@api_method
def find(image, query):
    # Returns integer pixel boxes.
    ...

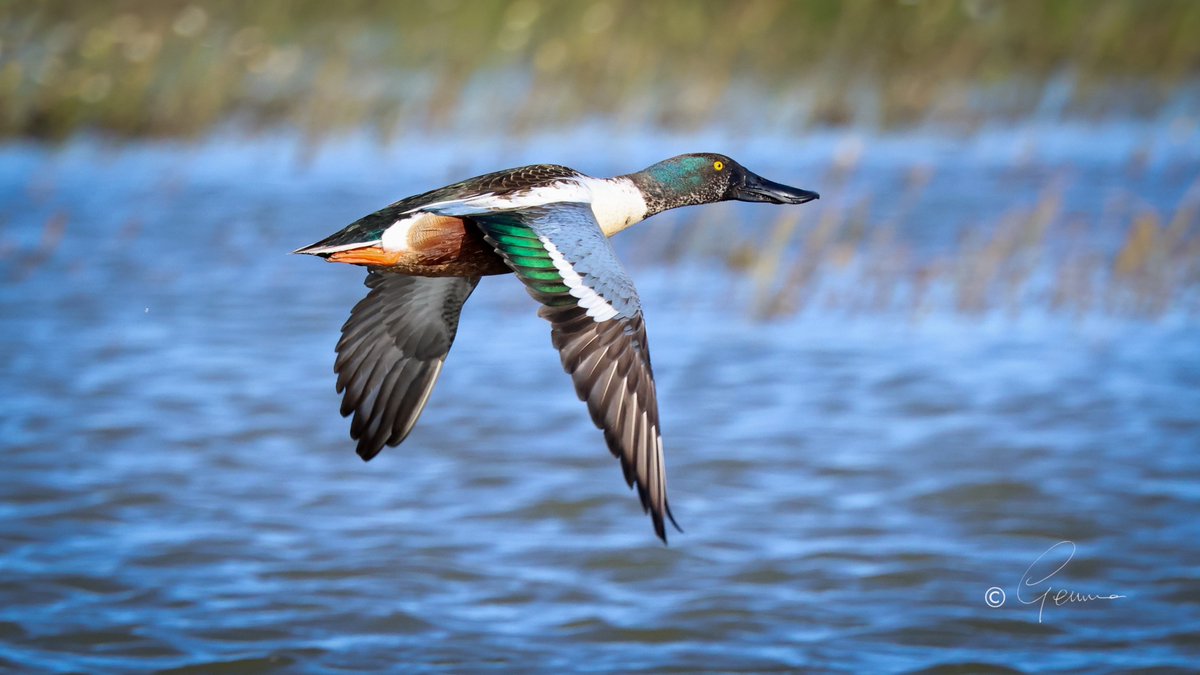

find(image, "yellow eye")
[713,161,724,171]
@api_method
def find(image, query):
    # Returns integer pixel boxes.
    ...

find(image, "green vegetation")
[4,2,1196,320]
[2,0,1199,139]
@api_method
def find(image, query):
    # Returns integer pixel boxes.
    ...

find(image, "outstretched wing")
[465,202,679,542]
[335,273,479,460]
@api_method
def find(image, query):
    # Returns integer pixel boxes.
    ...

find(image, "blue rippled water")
[1,128,1199,672]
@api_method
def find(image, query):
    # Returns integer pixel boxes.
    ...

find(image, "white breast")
[580,177,648,236]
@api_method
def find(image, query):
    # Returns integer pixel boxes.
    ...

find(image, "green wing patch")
[479,216,573,299]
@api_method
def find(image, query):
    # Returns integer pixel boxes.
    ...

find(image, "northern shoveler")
[295,153,818,542]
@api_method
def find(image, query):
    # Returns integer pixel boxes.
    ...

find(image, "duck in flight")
[295,153,818,542]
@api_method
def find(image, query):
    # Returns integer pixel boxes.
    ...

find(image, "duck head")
[627,153,819,217]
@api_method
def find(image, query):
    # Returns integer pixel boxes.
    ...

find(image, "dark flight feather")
[334,273,479,460]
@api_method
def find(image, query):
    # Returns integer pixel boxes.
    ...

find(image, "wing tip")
[355,436,386,462]
[651,500,682,545]
[666,502,683,533]
[351,410,421,462]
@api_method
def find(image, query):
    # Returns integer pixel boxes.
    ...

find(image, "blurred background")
[2,1,1198,671]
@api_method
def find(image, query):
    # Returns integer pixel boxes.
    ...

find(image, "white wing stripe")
[540,236,619,323]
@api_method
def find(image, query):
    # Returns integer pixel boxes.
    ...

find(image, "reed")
[712,176,1200,321]
[2,0,1198,140]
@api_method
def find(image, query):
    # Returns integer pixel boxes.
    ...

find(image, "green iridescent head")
[629,153,819,216]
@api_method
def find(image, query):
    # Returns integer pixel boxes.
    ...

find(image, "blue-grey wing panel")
[468,203,678,541]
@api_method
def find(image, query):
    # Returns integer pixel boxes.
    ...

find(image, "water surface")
[1,128,1198,672]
